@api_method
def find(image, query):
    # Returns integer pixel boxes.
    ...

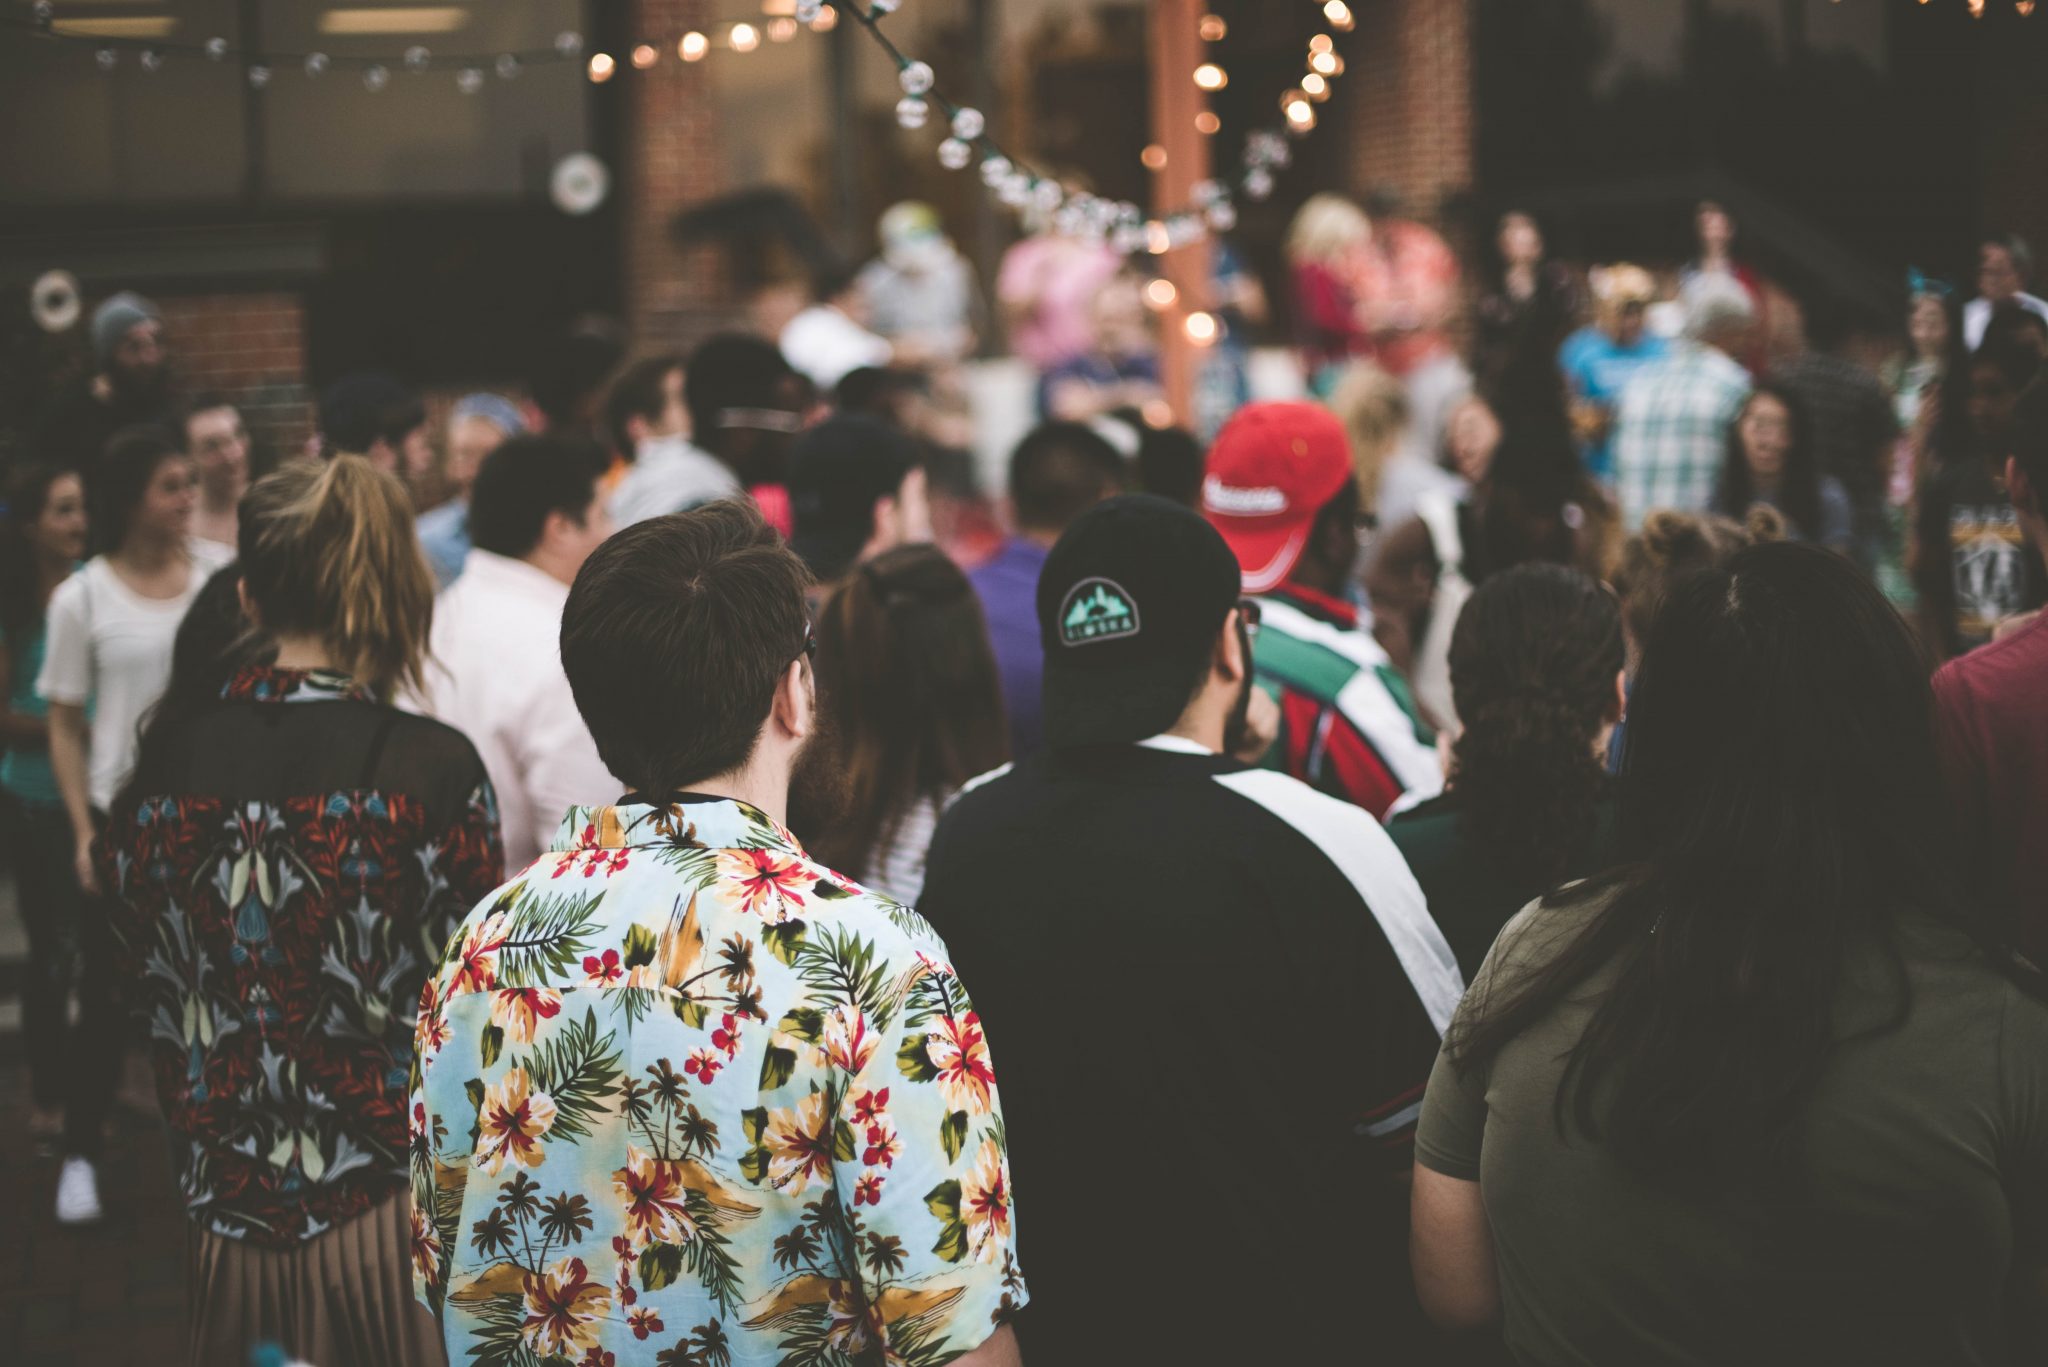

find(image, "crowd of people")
[2,188,2047,1367]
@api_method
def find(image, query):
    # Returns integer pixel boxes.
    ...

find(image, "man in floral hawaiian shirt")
[412,500,1025,1367]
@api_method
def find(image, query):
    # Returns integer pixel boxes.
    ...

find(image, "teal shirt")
[1390,789,1620,980]
[1,624,58,806]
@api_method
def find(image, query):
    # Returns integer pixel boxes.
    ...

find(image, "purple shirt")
[968,536,1050,757]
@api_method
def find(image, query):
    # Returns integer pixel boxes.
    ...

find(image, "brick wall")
[1346,0,1474,222]
[152,291,314,467]
[623,0,730,353]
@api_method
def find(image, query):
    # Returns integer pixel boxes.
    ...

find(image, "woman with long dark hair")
[1389,564,1624,979]
[35,424,232,1223]
[1412,542,2048,1363]
[101,455,503,1365]
[803,542,1008,901]
[0,464,89,1150]
[1712,382,1852,552]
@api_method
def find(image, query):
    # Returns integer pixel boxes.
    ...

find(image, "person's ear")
[236,578,261,630]
[1216,610,1248,686]
[770,657,813,744]
[871,493,900,549]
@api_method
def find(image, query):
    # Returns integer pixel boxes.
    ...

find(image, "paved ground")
[0,864,189,1364]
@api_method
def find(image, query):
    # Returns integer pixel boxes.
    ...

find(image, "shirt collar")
[221,665,373,705]
[1135,734,1219,757]
[1265,580,1360,629]
[458,548,571,602]
[550,794,807,854]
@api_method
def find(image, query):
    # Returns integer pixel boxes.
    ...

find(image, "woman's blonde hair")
[1325,360,1409,513]
[1286,193,1371,267]
[237,454,434,700]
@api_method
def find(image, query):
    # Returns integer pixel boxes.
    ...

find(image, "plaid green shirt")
[1613,343,1752,531]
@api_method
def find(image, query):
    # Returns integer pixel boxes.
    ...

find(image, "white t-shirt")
[36,543,235,812]
[422,550,620,872]
[779,305,893,391]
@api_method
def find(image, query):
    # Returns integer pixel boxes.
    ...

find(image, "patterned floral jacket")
[104,666,504,1245]
[411,797,1024,1367]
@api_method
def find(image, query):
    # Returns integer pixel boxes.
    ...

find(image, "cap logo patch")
[1059,578,1140,646]
[1203,475,1288,516]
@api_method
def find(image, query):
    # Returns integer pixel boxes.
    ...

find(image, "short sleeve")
[823,920,1026,1357]
[36,571,91,706]
[1414,1039,1486,1181]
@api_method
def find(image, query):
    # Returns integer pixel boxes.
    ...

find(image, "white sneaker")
[55,1156,104,1225]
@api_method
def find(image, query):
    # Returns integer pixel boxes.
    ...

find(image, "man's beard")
[1220,641,1256,758]
[108,360,168,409]
[785,703,852,844]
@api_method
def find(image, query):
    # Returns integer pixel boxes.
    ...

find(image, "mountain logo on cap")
[1059,578,1140,646]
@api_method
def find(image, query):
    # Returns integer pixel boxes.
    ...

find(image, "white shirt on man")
[780,304,892,391]
[1963,291,2048,351]
[424,549,619,870]
[607,434,742,530]
[36,542,235,812]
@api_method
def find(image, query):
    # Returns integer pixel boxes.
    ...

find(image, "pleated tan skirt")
[188,1191,447,1367]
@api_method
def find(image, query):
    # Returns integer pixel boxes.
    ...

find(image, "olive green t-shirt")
[1416,891,2048,1367]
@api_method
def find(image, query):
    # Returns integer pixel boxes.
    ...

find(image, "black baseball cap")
[787,414,921,581]
[1039,493,1243,749]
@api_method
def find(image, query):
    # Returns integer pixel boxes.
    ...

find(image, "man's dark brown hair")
[561,499,811,795]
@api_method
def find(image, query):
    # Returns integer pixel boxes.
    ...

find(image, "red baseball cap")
[1201,401,1355,593]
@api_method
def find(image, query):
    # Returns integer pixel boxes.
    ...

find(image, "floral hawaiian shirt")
[411,797,1025,1367]
[104,666,504,1245]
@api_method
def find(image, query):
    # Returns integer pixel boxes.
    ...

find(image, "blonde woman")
[1287,192,1374,392]
[102,455,503,1366]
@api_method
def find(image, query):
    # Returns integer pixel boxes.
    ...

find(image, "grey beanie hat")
[91,291,162,365]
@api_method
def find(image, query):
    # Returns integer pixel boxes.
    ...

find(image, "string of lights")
[0,0,838,92]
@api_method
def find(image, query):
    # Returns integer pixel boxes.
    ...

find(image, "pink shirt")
[997,235,1123,370]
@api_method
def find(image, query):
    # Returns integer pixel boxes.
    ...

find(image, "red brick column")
[153,291,313,464]
[1345,0,1474,220]
[624,0,729,352]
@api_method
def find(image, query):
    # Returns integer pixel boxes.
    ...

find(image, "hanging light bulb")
[1198,13,1227,41]
[938,138,973,171]
[1196,110,1220,135]
[951,107,985,140]
[1310,49,1340,76]
[1302,73,1330,101]
[587,52,616,82]
[247,63,272,88]
[363,63,390,91]
[139,48,164,73]
[1144,279,1179,310]
[768,18,798,41]
[456,67,484,94]
[1205,200,1238,232]
[95,47,118,72]
[1194,63,1227,90]
[305,51,329,76]
[899,60,934,95]
[1284,97,1316,131]
[679,32,709,61]
[404,45,431,72]
[1324,0,1355,30]
[205,36,229,60]
[896,96,929,129]
[811,6,838,31]
[496,54,521,79]
[872,0,901,12]
[1184,311,1220,346]
[980,155,1013,187]
[796,0,824,19]
[555,31,584,58]
[729,23,761,52]
[630,44,658,68]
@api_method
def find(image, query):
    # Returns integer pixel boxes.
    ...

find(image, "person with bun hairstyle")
[1389,564,1626,979]
[1605,507,1779,772]
[100,455,503,1366]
